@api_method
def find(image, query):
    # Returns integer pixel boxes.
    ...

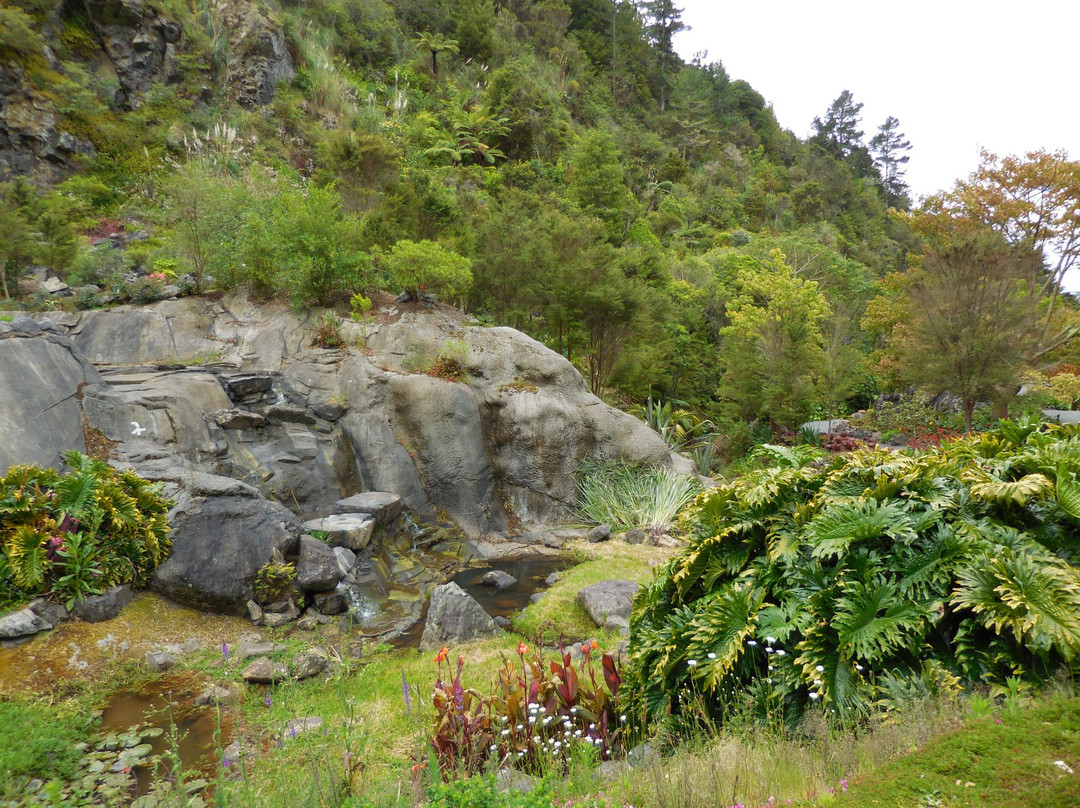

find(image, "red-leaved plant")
[430,641,623,779]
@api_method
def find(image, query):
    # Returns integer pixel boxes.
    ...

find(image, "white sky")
[674,1,1080,203]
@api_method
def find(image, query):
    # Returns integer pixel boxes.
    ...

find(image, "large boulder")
[419,582,500,650]
[152,495,303,613]
[0,608,52,640]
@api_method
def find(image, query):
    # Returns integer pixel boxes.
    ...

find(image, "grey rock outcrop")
[419,582,500,650]
[82,0,182,106]
[0,319,102,471]
[577,580,639,628]
[1,292,683,615]
[152,495,302,613]
[221,0,294,106]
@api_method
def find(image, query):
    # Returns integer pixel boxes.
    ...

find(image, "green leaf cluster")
[622,421,1080,729]
[0,452,172,610]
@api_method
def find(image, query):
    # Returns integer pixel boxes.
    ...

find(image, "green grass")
[0,697,95,795]
[833,691,1080,808]
[512,540,671,644]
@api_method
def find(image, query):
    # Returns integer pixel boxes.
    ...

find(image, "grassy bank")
[3,540,1078,807]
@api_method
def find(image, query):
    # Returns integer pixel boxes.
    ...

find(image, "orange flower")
[435,646,449,664]
[517,642,529,656]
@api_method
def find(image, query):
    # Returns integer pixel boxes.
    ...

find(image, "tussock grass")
[604,695,969,807]
[576,461,701,532]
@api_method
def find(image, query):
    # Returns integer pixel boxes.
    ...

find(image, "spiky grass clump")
[576,461,701,533]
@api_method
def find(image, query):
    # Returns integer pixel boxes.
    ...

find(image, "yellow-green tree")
[717,249,828,428]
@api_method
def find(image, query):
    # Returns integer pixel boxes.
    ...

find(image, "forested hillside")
[3,0,1078,435]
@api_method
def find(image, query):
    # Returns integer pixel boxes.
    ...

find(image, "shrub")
[312,312,345,348]
[576,461,701,533]
[427,774,554,808]
[622,422,1080,732]
[254,557,296,604]
[428,340,468,382]
[429,642,623,779]
[0,452,172,610]
[383,239,473,302]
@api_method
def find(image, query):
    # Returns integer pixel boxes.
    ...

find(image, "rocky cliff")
[0,294,679,611]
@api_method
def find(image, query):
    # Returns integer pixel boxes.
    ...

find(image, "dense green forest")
[3,0,1079,435]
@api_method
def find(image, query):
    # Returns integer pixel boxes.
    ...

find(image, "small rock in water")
[480,570,518,590]
[544,572,559,586]
[313,589,348,615]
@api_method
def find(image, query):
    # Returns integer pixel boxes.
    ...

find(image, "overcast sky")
[674,1,1080,203]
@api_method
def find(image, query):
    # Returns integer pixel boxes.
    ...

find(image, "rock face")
[222,0,295,106]
[419,582,500,650]
[0,318,102,471]
[82,0,182,106]
[0,294,680,614]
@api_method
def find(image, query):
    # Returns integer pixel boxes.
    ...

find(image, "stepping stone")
[331,492,403,526]
[302,514,375,551]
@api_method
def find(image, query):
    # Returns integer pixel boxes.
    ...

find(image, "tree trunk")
[964,399,975,435]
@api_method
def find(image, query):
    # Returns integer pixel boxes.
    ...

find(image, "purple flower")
[402,669,413,715]
[222,641,230,663]
[222,758,231,768]
[840,778,848,792]
[265,691,273,708]
[290,726,297,738]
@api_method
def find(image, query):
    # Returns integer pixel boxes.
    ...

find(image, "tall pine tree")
[637,0,687,110]
[870,116,912,208]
